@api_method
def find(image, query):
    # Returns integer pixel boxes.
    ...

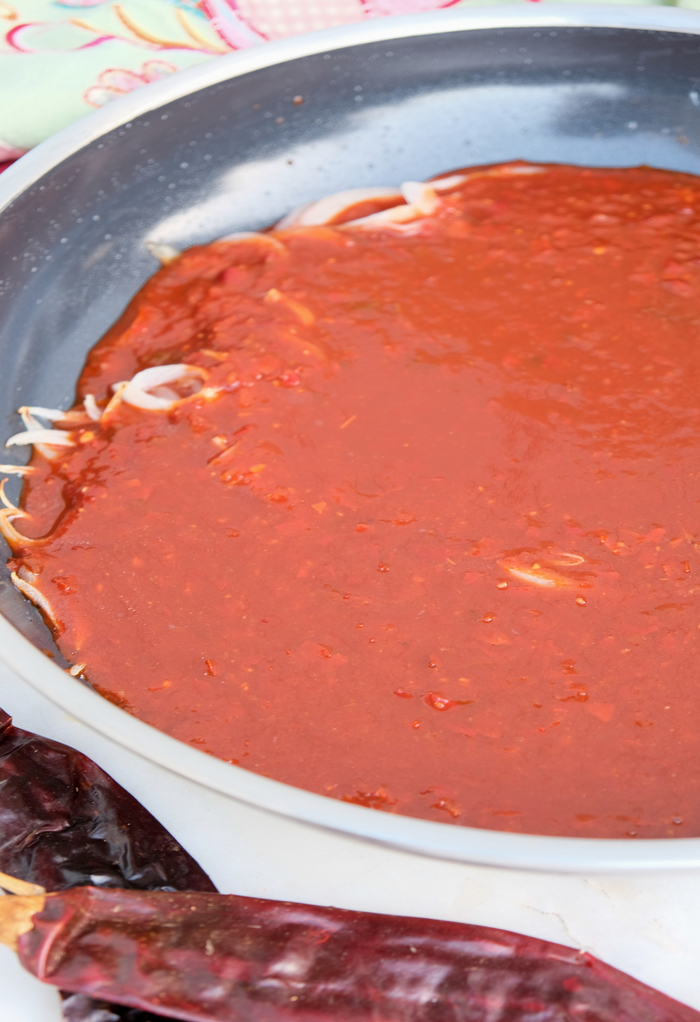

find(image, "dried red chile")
[0,708,215,893]
[0,707,215,1021]
[19,886,700,1022]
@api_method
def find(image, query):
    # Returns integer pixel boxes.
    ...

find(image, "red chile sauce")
[10,163,700,838]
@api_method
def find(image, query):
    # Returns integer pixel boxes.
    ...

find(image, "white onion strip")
[123,364,208,409]
[506,567,557,587]
[343,181,444,232]
[84,394,101,421]
[460,165,545,187]
[101,382,128,418]
[20,403,95,427]
[146,242,180,265]
[0,464,33,476]
[6,428,75,449]
[19,407,43,432]
[275,180,453,235]
[0,511,34,547]
[6,429,75,448]
[274,169,545,236]
[0,479,20,513]
[0,479,41,548]
[104,363,212,416]
[10,405,80,460]
[431,174,467,192]
[275,187,403,230]
[400,181,440,215]
[216,231,287,254]
[10,571,60,629]
[342,204,427,232]
[494,164,544,176]
[20,405,68,424]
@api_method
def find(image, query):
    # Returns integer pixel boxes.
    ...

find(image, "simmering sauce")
[7,163,700,838]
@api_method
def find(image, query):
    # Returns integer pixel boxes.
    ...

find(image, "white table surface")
[2,655,700,1022]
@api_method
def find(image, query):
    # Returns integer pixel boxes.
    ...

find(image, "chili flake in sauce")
[6,162,700,838]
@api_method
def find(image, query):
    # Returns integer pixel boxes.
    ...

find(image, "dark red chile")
[18,886,700,1022]
[0,708,216,894]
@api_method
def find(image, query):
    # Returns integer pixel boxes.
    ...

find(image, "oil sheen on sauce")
[9,163,700,838]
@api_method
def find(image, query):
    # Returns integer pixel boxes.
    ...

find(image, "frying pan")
[1,5,700,876]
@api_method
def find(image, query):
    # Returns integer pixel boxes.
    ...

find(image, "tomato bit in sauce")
[7,162,700,838]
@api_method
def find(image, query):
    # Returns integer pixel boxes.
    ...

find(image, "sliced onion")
[400,181,440,215]
[275,186,403,229]
[84,394,101,421]
[0,479,41,547]
[0,511,33,547]
[216,231,287,253]
[506,567,557,587]
[19,407,43,432]
[114,364,209,412]
[0,478,19,512]
[497,164,545,176]
[430,174,467,192]
[6,429,75,448]
[146,242,180,265]
[11,571,60,629]
[462,164,545,187]
[20,405,68,423]
[343,203,426,230]
[20,404,94,429]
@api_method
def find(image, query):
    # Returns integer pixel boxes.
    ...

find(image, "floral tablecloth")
[0,0,693,162]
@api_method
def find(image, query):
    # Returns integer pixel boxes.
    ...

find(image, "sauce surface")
[9,163,700,838]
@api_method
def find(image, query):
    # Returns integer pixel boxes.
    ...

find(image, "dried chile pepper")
[0,708,216,1020]
[0,708,216,894]
[2,885,698,1022]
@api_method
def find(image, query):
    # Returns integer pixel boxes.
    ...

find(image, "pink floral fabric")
[0,0,470,160]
